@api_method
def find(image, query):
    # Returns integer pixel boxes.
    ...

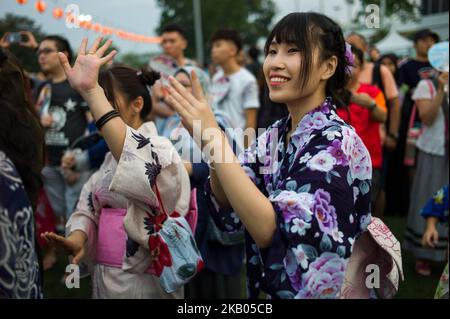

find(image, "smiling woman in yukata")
[45,12,401,299]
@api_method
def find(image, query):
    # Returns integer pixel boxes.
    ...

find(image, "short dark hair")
[379,53,398,66]
[413,28,440,43]
[211,29,243,52]
[347,32,368,47]
[161,24,187,40]
[351,46,365,66]
[248,45,260,61]
[0,49,44,207]
[379,53,399,79]
[41,35,73,63]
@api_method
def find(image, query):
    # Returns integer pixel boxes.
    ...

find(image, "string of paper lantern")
[53,7,63,19]
[16,0,161,43]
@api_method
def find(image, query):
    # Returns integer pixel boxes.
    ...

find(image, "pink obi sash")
[95,189,198,270]
[96,208,128,269]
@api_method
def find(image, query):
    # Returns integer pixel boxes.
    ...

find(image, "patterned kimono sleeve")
[258,131,372,299]
[109,125,191,250]
[66,171,101,266]
[204,180,243,234]
[204,129,268,234]
[0,154,42,299]
[0,172,22,299]
[421,185,449,223]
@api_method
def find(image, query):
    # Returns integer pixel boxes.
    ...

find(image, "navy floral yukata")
[0,151,42,299]
[206,97,373,299]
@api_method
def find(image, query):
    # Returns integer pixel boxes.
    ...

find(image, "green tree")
[0,13,48,73]
[349,0,421,24]
[118,52,157,69]
[368,28,389,46]
[156,0,276,61]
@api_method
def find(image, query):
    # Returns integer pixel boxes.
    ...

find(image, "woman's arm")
[81,87,126,161]
[166,74,276,248]
[41,169,101,264]
[416,95,442,127]
[58,37,126,161]
[370,102,387,123]
[208,134,276,248]
[210,165,231,209]
[386,96,400,149]
[350,92,387,123]
[416,73,448,127]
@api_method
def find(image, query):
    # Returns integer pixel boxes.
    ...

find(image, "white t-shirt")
[412,79,448,156]
[211,68,260,130]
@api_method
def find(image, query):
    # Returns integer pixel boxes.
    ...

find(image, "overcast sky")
[1,0,353,55]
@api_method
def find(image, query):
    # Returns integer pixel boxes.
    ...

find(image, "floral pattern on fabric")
[435,263,449,299]
[206,97,373,299]
[0,151,42,299]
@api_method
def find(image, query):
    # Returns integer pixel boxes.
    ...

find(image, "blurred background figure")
[403,69,448,277]
[369,46,381,63]
[346,32,401,220]
[338,46,387,214]
[388,29,440,220]
[245,45,262,80]
[0,47,44,299]
[210,29,260,147]
[421,185,449,299]
[149,24,196,131]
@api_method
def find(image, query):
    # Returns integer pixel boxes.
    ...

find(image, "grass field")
[43,215,446,299]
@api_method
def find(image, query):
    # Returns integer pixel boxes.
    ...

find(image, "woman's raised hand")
[165,72,220,147]
[58,37,117,96]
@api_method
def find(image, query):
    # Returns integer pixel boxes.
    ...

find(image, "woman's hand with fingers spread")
[58,37,117,97]
[41,230,87,265]
[166,71,221,149]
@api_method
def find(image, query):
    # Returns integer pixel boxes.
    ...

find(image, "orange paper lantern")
[16,0,28,4]
[53,7,63,19]
[79,20,88,29]
[35,1,47,13]
[92,23,102,33]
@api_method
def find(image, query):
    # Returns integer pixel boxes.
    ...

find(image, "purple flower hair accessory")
[345,42,355,75]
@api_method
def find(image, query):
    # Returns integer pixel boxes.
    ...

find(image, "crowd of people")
[0,11,448,299]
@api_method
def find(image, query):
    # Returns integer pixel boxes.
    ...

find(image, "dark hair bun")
[138,69,160,87]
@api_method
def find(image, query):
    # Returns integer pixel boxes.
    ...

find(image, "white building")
[411,0,449,40]
[348,0,448,56]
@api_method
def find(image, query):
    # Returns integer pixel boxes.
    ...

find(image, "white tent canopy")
[375,28,414,55]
